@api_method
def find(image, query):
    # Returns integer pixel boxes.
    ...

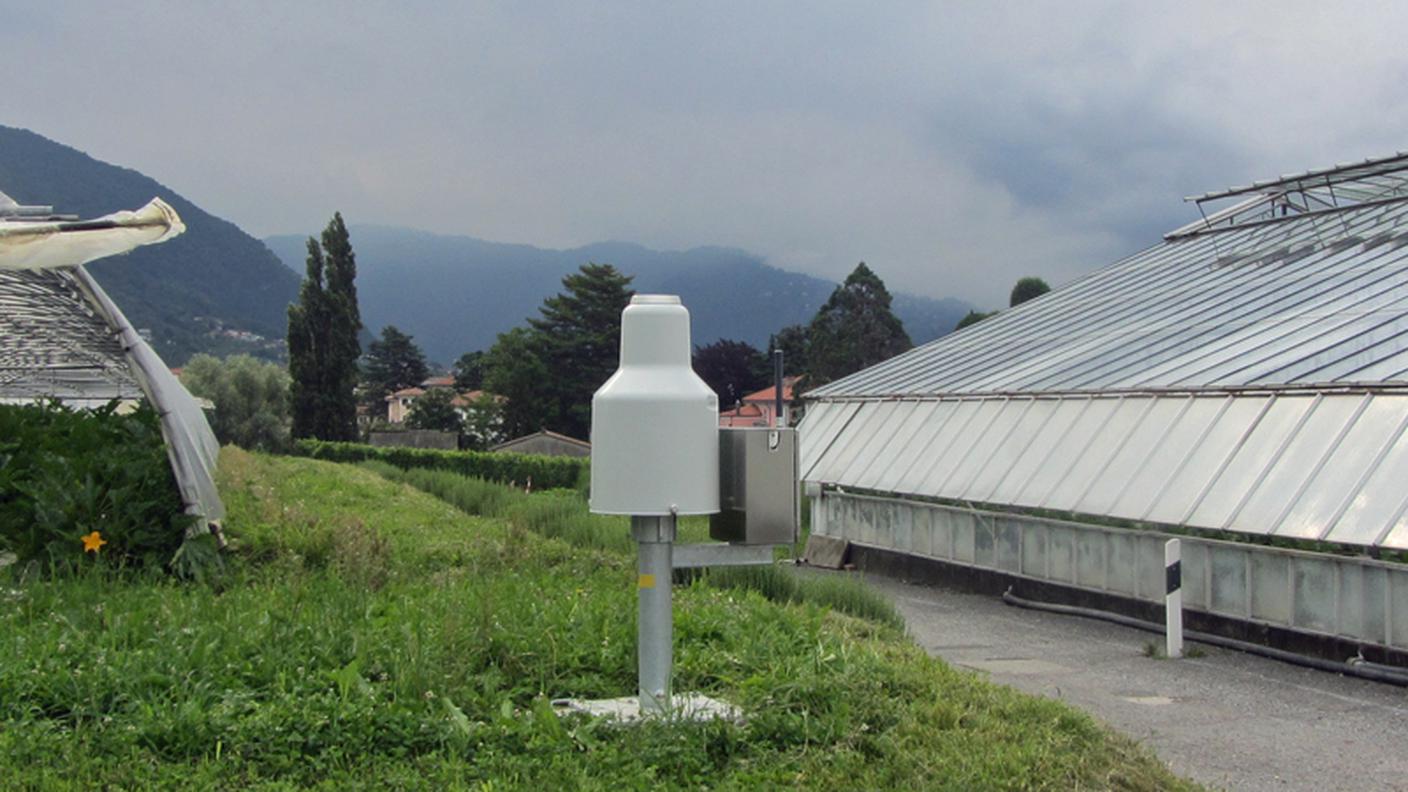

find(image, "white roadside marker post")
[1165,538,1183,659]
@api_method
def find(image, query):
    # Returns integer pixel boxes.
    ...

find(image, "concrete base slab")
[803,534,849,568]
[552,692,743,725]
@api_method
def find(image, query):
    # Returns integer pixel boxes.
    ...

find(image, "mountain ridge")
[0,125,301,363]
[264,226,971,364]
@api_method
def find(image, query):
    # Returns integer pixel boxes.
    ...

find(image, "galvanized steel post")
[633,515,676,714]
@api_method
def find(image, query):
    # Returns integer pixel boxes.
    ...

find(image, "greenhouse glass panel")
[1000,398,1093,507]
[963,398,1059,503]
[1019,397,1124,508]
[1109,395,1227,520]
[808,402,885,484]
[1326,418,1408,545]
[944,398,1035,497]
[832,400,906,485]
[888,400,967,493]
[1075,396,1189,516]
[1279,396,1408,541]
[913,399,1008,496]
[856,401,943,491]
[1187,395,1316,529]
[1228,395,1364,534]
[799,401,857,479]
[1142,396,1271,524]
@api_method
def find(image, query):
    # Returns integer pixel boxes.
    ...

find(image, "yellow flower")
[81,531,107,554]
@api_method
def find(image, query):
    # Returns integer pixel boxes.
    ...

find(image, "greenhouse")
[801,153,1408,656]
[0,189,224,527]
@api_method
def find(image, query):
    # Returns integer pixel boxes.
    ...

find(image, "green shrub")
[0,401,191,571]
[293,439,585,490]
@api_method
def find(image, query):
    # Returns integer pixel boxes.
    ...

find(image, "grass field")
[0,449,1196,789]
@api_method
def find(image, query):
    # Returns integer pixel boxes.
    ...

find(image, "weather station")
[554,294,798,722]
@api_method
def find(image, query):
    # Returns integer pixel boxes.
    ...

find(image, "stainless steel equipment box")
[709,427,799,545]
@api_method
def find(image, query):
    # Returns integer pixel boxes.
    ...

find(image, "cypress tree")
[287,214,362,441]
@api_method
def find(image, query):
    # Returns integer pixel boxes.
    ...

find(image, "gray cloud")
[2,1,1406,309]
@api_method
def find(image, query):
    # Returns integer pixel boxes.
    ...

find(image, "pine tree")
[806,262,911,387]
[525,262,634,438]
[364,325,429,406]
[483,327,551,438]
[287,214,362,441]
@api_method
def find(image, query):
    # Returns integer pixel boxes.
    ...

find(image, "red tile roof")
[741,375,804,404]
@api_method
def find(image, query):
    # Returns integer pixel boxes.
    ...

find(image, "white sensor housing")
[590,295,720,515]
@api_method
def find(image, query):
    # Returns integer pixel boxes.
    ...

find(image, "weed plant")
[0,400,191,572]
[0,449,1198,789]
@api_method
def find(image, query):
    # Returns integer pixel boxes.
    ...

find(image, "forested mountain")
[0,125,299,363]
[264,226,971,364]
[0,124,969,368]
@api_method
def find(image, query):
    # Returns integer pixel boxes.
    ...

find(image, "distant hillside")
[264,226,971,364]
[0,125,300,363]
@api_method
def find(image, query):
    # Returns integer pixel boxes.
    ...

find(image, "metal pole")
[632,515,676,714]
[773,349,784,428]
[1165,539,1183,659]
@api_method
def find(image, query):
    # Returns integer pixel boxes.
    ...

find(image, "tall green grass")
[367,463,901,631]
[0,450,1198,789]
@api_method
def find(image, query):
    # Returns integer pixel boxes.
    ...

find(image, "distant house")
[385,376,499,423]
[719,375,804,428]
[385,386,427,424]
[492,430,591,458]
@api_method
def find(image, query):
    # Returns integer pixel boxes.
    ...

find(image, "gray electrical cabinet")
[709,427,799,545]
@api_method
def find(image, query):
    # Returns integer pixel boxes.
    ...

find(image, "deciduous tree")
[180,354,290,451]
[406,388,462,434]
[693,339,769,408]
[1010,276,1051,307]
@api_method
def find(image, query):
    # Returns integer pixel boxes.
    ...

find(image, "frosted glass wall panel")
[942,399,1033,496]
[799,401,858,480]
[1188,396,1315,528]
[809,402,889,484]
[887,401,964,494]
[1109,396,1227,519]
[1233,396,1363,532]
[1276,397,1402,540]
[1043,398,1150,511]
[914,399,1007,495]
[1380,520,1408,550]
[963,399,1058,502]
[832,401,905,485]
[1019,397,1123,506]
[857,401,943,490]
[1142,397,1271,524]
[1328,420,1408,545]
[1075,397,1188,515]
[993,399,1090,507]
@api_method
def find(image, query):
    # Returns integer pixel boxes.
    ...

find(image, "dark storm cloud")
[2,1,1406,308]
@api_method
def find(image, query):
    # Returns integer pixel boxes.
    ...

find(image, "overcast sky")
[4,2,1406,307]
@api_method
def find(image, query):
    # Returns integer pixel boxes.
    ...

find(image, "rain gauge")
[556,294,798,722]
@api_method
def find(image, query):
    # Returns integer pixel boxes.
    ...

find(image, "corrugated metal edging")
[798,392,1408,549]
[809,198,1408,399]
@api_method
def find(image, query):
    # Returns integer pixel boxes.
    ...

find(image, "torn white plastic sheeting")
[0,195,223,526]
[0,198,185,271]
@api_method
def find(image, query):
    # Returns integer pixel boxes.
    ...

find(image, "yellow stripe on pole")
[638,574,656,590]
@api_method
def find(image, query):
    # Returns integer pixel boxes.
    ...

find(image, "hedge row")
[292,439,588,491]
